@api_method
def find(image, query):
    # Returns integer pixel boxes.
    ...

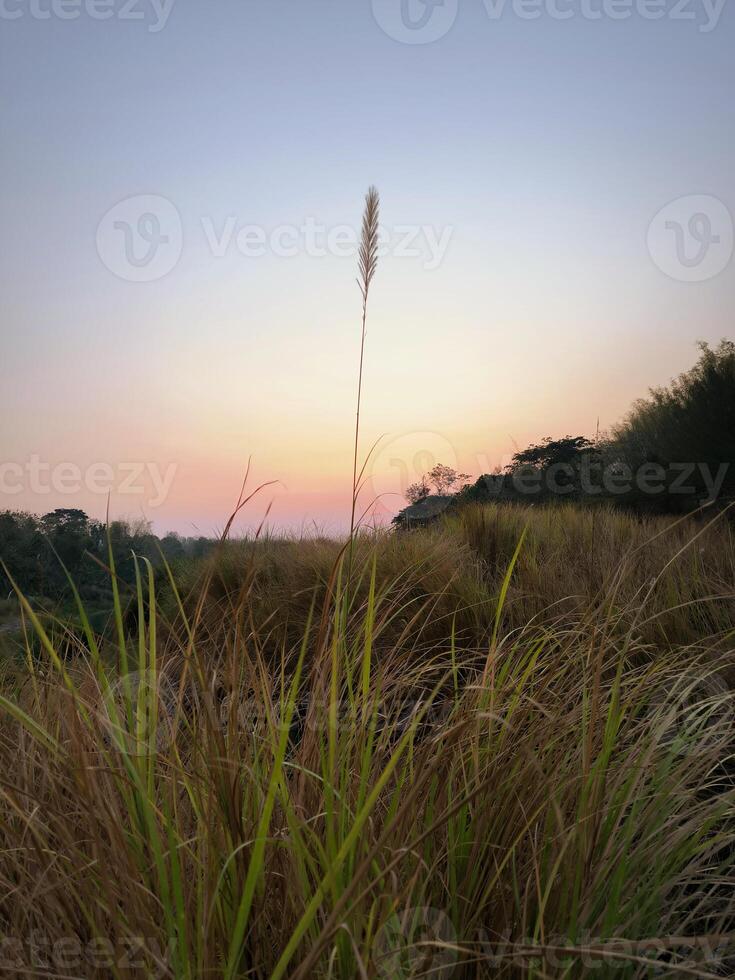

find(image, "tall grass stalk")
[349,185,380,553]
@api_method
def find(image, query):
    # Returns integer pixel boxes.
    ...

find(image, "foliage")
[452,341,734,515]
[612,338,735,498]
[0,506,733,977]
[503,435,603,499]
[405,476,431,504]
[508,434,597,470]
[0,508,215,605]
[406,464,471,503]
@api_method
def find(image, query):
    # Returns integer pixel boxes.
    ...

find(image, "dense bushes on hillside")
[613,338,735,500]
[403,340,734,521]
[0,508,215,604]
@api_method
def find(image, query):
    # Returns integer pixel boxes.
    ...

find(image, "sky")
[1,0,733,535]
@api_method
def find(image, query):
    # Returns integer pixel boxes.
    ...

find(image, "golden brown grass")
[0,503,734,978]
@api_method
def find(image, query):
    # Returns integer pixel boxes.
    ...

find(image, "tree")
[613,339,735,503]
[507,436,596,471]
[504,436,601,498]
[0,511,45,597]
[39,507,90,534]
[405,476,431,504]
[426,464,471,495]
[405,464,471,503]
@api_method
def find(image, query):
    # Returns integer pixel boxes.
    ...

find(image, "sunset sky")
[2,1,733,534]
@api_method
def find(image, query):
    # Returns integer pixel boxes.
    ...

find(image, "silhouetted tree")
[405,464,470,503]
[508,436,596,471]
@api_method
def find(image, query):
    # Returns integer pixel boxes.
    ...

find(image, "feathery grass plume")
[349,185,380,545]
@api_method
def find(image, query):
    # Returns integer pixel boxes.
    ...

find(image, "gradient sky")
[2,0,733,534]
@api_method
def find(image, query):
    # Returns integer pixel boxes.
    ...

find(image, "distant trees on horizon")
[398,339,735,521]
[0,508,215,605]
[2,341,733,598]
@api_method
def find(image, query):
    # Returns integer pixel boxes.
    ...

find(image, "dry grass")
[0,503,734,978]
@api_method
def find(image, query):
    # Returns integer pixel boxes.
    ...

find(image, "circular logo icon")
[96,194,183,282]
[98,669,176,757]
[372,0,459,44]
[367,430,462,518]
[647,194,733,282]
[374,906,457,979]
[645,671,732,759]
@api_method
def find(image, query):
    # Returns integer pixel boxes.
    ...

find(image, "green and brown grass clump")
[0,502,733,979]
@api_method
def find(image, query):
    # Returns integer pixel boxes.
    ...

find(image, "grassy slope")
[0,503,733,978]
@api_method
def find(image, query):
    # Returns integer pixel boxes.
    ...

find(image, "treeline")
[613,339,734,499]
[2,340,732,603]
[0,508,216,605]
[465,340,734,511]
[413,340,735,519]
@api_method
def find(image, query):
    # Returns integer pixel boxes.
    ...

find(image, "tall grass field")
[0,501,733,978]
